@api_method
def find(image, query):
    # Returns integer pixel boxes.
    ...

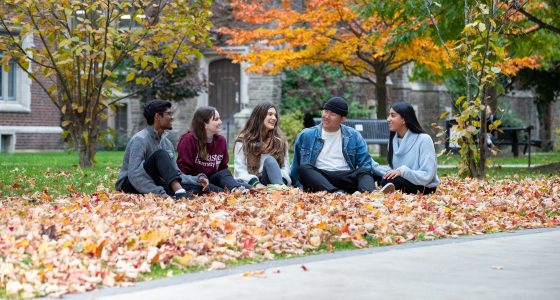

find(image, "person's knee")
[151,149,168,159]
[298,164,314,176]
[263,156,280,168]
[356,167,373,177]
[214,168,232,176]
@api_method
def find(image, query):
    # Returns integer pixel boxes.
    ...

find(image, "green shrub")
[279,111,304,149]
[281,64,372,121]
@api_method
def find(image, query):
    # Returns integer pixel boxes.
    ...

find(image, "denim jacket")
[290,124,387,188]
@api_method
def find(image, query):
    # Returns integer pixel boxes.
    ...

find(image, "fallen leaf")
[242,270,265,277]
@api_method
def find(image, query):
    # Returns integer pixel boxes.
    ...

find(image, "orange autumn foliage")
[497,56,540,75]
[218,0,451,79]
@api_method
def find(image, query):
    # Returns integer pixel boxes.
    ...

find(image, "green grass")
[0,151,122,198]
[437,151,560,166]
[439,167,558,179]
[1,150,558,198]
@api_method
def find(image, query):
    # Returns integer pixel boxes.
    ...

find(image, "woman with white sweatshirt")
[234,102,291,188]
[382,102,440,194]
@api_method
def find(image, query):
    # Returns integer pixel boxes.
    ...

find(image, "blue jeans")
[259,155,284,185]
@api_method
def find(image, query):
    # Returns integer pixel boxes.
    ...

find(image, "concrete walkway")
[63,227,560,300]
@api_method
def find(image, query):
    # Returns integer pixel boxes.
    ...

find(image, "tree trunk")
[374,65,388,156]
[78,140,95,167]
[486,85,498,114]
[477,85,496,178]
[77,127,97,168]
[537,100,553,151]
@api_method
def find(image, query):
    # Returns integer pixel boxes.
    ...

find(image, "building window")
[115,103,128,134]
[0,46,32,112]
[0,58,17,101]
[8,60,16,99]
[0,133,15,153]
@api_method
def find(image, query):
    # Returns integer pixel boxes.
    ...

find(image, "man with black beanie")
[290,96,388,194]
[115,100,208,200]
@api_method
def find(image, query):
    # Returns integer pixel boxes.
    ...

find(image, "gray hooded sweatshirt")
[115,126,200,195]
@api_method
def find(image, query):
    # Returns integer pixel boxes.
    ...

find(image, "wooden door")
[208,59,240,123]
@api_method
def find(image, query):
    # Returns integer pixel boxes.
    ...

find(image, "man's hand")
[199,176,209,191]
[383,169,401,180]
[255,183,266,189]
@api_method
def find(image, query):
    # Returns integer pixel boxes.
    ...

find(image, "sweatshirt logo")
[195,154,223,170]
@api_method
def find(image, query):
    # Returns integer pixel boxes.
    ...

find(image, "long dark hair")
[387,102,425,168]
[189,106,217,161]
[236,102,287,173]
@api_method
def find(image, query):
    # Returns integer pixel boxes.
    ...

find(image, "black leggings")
[207,168,247,192]
[121,149,182,195]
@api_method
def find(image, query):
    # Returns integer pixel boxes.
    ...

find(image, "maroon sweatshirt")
[176,132,229,176]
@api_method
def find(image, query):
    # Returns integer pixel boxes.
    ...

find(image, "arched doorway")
[208,59,241,125]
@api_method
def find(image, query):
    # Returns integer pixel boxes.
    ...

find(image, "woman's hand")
[383,169,401,180]
[199,177,209,191]
[255,183,266,189]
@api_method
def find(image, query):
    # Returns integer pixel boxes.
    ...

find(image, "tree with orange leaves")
[219,0,451,124]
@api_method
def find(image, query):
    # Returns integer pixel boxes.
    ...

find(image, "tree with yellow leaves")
[426,0,543,177]
[0,0,213,167]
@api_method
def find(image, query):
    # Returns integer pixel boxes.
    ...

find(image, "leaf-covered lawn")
[1,178,559,298]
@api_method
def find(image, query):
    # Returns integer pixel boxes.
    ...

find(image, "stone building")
[2,0,558,153]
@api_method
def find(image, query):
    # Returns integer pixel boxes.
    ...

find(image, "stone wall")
[169,98,199,145]
[231,73,283,146]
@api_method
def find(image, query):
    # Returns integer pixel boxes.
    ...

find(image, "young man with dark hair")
[290,96,392,194]
[115,100,208,199]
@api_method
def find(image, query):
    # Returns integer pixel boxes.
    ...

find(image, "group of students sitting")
[115,97,440,200]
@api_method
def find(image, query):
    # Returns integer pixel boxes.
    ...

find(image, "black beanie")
[323,96,348,117]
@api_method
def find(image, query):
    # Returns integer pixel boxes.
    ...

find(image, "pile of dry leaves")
[1,177,558,297]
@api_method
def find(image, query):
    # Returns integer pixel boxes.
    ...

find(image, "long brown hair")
[236,102,287,173]
[189,106,217,161]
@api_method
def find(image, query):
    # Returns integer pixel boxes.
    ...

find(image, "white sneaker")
[231,186,249,194]
[380,183,395,194]
[333,190,345,196]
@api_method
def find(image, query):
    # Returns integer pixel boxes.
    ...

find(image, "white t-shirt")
[315,128,351,172]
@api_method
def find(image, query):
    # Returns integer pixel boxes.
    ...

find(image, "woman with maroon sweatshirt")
[177,106,246,193]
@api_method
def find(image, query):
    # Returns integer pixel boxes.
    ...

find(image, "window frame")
[0,35,33,113]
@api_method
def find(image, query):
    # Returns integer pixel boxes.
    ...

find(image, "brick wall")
[0,71,64,151]
[0,75,60,126]
[14,133,63,150]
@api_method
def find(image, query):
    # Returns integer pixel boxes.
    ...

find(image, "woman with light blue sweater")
[382,102,440,194]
